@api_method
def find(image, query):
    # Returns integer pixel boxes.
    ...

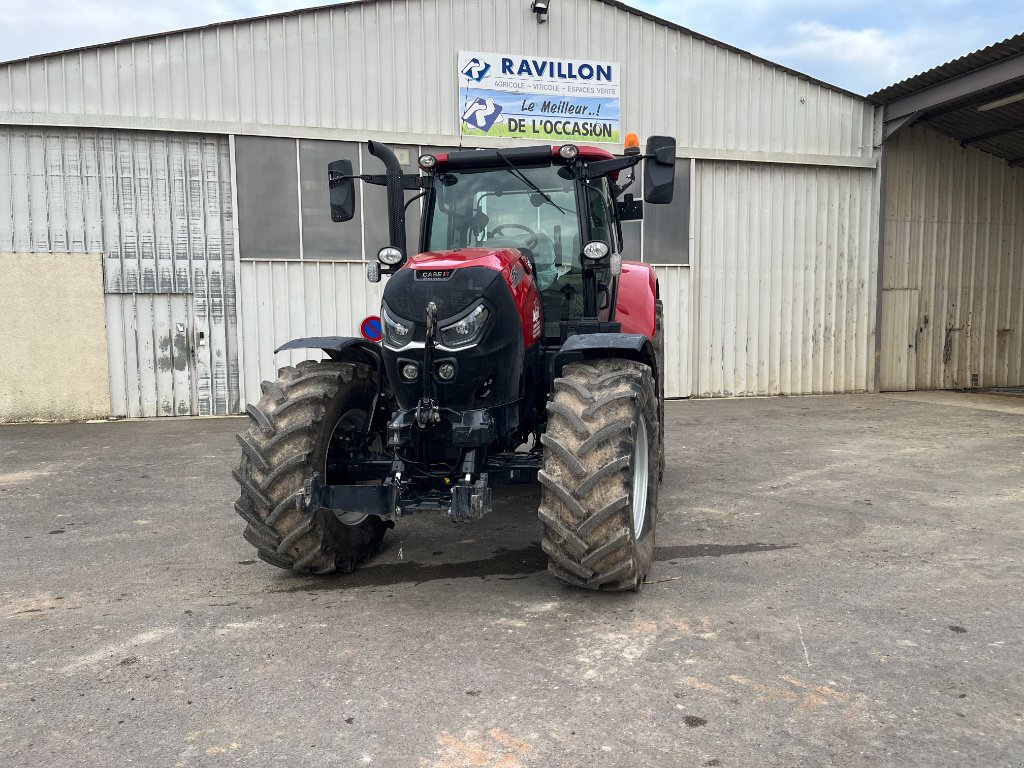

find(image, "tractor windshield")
[426,163,584,308]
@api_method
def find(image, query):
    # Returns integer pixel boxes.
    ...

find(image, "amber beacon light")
[624,132,641,155]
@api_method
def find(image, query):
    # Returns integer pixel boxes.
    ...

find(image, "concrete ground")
[1,393,1022,767]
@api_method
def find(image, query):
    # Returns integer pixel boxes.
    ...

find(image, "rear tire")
[233,360,391,575]
[539,359,661,591]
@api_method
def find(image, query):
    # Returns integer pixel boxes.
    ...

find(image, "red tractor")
[233,135,676,590]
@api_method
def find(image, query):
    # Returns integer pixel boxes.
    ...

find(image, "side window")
[586,179,617,251]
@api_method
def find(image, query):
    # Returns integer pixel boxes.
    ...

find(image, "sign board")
[360,315,383,343]
[458,51,621,144]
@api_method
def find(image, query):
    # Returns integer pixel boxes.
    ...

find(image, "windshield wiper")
[495,151,568,215]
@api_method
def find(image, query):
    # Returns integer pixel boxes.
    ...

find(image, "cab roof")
[431,145,617,171]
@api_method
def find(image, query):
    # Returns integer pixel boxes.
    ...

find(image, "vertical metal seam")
[228,134,246,411]
[295,138,304,261]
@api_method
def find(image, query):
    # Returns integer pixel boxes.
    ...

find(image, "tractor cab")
[422,146,617,340]
[327,135,676,342]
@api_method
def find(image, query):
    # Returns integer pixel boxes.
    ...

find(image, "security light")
[531,0,549,23]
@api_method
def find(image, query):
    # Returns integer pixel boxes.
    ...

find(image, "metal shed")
[872,35,1024,392]
[0,0,881,420]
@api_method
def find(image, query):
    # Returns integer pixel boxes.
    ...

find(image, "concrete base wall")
[0,253,110,422]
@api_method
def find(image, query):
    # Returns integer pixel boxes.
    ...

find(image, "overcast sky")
[2,0,1022,94]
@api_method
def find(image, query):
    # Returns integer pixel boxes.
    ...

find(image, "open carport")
[873,35,1024,393]
[2,392,1022,766]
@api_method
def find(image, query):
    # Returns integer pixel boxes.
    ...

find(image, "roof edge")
[869,32,1024,103]
[0,0,868,101]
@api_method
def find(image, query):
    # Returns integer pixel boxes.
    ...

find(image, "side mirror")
[643,136,676,205]
[328,159,356,222]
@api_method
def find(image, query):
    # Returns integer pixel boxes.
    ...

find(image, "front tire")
[539,359,661,591]
[232,360,391,575]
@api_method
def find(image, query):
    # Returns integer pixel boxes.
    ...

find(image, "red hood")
[406,247,526,272]
[404,247,542,347]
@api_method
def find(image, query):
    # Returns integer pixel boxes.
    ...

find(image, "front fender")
[615,262,658,338]
[552,333,657,381]
[275,336,383,368]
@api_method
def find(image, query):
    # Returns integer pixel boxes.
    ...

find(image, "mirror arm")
[343,173,427,190]
[580,155,642,179]
[612,169,636,198]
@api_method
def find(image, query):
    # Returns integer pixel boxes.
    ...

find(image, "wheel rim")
[325,408,371,526]
[324,409,369,472]
[631,417,649,536]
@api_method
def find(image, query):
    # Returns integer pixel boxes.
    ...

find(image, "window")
[299,139,361,260]
[425,164,580,292]
[583,177,618,251]
[236,137,364,260]
[641,160,690,265]
[235,136,300,259]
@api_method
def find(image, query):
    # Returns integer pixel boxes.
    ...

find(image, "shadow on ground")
[270,541,797,591]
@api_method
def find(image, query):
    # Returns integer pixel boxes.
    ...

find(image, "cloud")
[630,0,1018,93]
[756,19,994,93]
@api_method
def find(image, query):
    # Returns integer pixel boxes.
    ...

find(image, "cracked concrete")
[1,392,1022,767]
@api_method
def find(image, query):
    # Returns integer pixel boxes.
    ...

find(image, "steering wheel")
[490,223,539,250]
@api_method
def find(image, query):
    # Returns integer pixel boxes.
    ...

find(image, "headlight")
[583,240,610,260]
[439,304,490,350]
[382,306,414,349]
[378,246,404,266]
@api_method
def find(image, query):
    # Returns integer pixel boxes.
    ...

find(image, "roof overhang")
[872,35,1024,166]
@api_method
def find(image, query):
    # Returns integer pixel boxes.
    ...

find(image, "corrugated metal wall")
[883,125,1024,389]
[0,126,239,416]
[238,260,385,406]
[105,293,198,416]
[691,160,877,396]
[0,0,875,165]
[657,265,692,398]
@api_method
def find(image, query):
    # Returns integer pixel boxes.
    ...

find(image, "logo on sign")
[360,315,383,343]
[462,97,503,132]
[461,57,491,83]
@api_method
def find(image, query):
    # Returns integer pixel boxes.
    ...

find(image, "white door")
[880,289,920,392]
[106,293,200,417]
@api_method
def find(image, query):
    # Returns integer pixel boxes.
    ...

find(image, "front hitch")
[415,301,442,429]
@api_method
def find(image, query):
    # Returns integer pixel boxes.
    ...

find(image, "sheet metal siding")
[0,0,874,161]
[692,160,877,397]
[0,125,239,415]
[105,293,198,417]
[238,260,385,406]
[884,126,1024,389]
[879,289,920,392]
[656,266,691,398]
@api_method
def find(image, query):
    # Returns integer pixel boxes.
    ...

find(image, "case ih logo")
[461,57,491,82]
[415,269,453,281]
[462,97,503,132]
